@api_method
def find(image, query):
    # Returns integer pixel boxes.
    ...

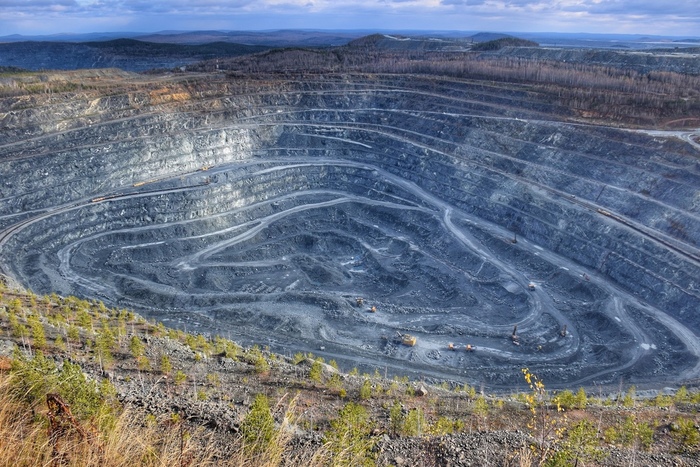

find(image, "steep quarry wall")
[0,72,698,388]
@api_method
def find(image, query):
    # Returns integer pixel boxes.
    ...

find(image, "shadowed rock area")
[0,69,699,389]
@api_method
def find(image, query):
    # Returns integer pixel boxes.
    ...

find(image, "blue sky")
[1,0,698,37]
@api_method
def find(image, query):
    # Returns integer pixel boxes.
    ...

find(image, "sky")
[1,0,699,38]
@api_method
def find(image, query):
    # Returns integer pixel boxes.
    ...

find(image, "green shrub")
[214,335,238,359]
[328,373,344,394]
[359,379,372,400]
[324,402,376,466]
[691,391,700,404]
[57,360,115,423]
[27,314,46,350]
[637,422,655,451]
[245,345,269,374]
[309,358,324,383]
[77,307,93,330]
[462,383,476,400]
[402,407,426,436]
[184,333,197,351]
[431,416,456,435]
[555,387,587,410]
[607,416,656,451]
[207,373,220,387]
[8,308,28,339]
[555,389,576,410]
[672,418,699,450]
[9,349,56,405]
[8,298,22,314]
[174,370,187,386]
[9,350,117,427]
[254,353,269,374]
[603,426,620,444]
[674,386,689,404]
[389,400,404,436]
[473,395,489,418]
[160,355,172,375]
[622,386,636,407]
[558,420,604,465]
[574,387,588,409]
[292,352,305,364]
[653,392,673,408]
[129,335,145,359]
[374,383,383,396]
[67,324,80,344]
[239,394,277,453]
[136,355,151,371]
[54,334,66,351]
[94,322,116,369]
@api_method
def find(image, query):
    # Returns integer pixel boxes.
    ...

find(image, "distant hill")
[0,39,269,72]
[471,37,539,51]
[1,31,697,74]
[347,33,471,52]
[3,30,698,50]
[135,30,364,47]
[468,32,514,43]
[346,34,538,53]
[84,38,267,58]
[0,31,143,42]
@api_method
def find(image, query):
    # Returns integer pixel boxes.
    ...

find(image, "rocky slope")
[0,284,698,466]
[0,68,698,391]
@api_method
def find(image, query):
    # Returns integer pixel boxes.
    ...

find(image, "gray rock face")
[0,72,698,389]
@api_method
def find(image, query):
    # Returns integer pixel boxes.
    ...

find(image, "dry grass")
[0,374,200,466]
[0,373,328,467]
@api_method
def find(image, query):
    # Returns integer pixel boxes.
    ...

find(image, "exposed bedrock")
[1,73,699,389]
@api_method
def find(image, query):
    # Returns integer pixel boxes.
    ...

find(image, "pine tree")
[239,394,277,453]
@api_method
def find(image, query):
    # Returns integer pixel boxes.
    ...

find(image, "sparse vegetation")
[239,394,277,453]
[672,417,700,451]
[324,402,376,466]
[522,368,566,464]
[0,283,698,465]
[309,358,324,384]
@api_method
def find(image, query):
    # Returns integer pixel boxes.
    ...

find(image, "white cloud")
[0,0,697,36]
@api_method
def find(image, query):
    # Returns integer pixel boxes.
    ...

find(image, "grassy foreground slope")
[0,277,698,466]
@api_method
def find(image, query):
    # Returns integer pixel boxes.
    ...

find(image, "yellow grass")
[0,372,332,467]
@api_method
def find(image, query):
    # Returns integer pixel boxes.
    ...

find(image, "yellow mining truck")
[401,334,417,346]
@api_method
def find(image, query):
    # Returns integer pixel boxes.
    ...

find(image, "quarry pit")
[0,71,699,389]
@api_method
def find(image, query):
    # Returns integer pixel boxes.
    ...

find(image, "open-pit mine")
[1,64,699,389]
